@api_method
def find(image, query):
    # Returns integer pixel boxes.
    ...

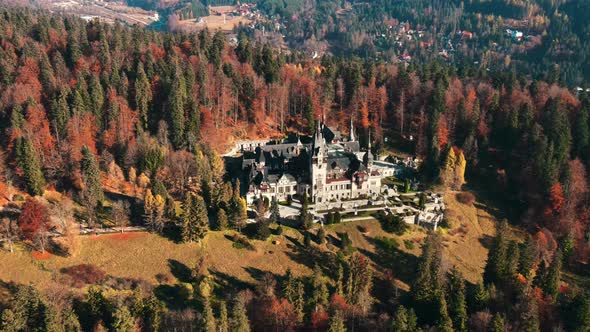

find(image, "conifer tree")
[483,220,509,285]
[311,264,329,310]
[435,290,453,332]
[215,208,229,231]
[169,64,186,149]
[181,193,209,243]
[218,301,229,332]
[328,311,346,332]
[269,196,280,224]
[519,235,538,279]
[446,268,467,332]
[231,299,250,332]
[81,145,104,203]
[135,62,151,130]
[17,137,45,196]
[539,250,562,300]
[202,297,216,332]
[391,305,409,332]
[112,304,135,332]
[471,281,489,312]
[490,313,505,332]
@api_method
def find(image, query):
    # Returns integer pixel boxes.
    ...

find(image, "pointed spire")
[350,116,356,142]
[368,128,372,150]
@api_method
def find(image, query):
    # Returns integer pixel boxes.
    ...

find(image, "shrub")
[376,236,399,253]
[456,192,475,205]
[376,212,408,235]
[231,233,255,251]
[404,239,415,250]
[60,264,107,288]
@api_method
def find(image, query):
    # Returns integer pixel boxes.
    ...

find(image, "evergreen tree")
[471,281,489,312]
[490,313,505,332]
[218,301,229,332]
[215,208,229,231]
[269,196,280,224]
[231,299,250,332]
[16,137,45,196]
[539,250,562,300]
[446,268,467,332]
[519,235,537,279]
[311,264,329,310]
[435,290,453,332]
[89,74,104,129]
[201,297,216,332]
[574,106,590,159]
[112,305,134,332]
[391,305,409,332]
[181,193,209,243]
[169,64,186,149]
[328,311,347,332]
[135,62,152,130]
[516,288,540,332]
[81,145,104,203]
[483,220,509,285]
[411,232,443,323]
[299,192,313,230]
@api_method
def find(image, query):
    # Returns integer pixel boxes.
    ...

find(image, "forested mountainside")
[0,5,590,332]
[242,0,590,86]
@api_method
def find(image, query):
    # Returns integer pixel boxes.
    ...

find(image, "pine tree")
[215,208,229,230]
[435,290,453,332]
[311,264,329,310]
[483,220,509,285]
[516,287,540,332]
[328,311,347,332]
[89,74,104,129]
[135,62,152,130]
[490,313,505,332]
[519,235,537,279]
[300,192,313,230]
[391,305,409,332]
[112,305,135,332]
[446,268,467,332]
[169,64,186,149]
[218,301,229,332]
[471,281,489,312]
[202,297,216,332]
[231,299,250,332]
[539,250,562,300]
[17,137,45,196]
[181,193,209,243]
[269,196,280,224]
[411,232,443,323]
[81,145,104,203]
[336,264,344,296]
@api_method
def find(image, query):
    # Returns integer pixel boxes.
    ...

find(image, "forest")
[0,4,589,331]
[243,0,590,87]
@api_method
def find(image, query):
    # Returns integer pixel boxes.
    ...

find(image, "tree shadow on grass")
[161,223,183,244]
[478,234,494,250]
[284,242,339,279]
[359,234,419,287]
[168,259,193,283]
[209,269,252,296]
[153,284,190,310]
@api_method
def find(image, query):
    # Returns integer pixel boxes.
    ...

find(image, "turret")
[364,130,374,167]
[350,116,356,142]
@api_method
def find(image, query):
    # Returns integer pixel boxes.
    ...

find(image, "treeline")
[3,224,590,331]
[249,0,590,86]
[0,6,588,249]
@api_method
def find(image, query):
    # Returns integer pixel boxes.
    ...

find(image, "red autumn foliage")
[67,113,97,163]
[11,58,42,105]
[102,90,138,149]
[534,228,558,264]
[269,298,299,331]
[544,183,565,216]
[309,305,329,330]
[329,293,349,313]
[60,264,107,288]
[24,102,56,161]
[437,114,449,148]
[17,197,50,241]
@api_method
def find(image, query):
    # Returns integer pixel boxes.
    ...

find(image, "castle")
[240,121,404,204]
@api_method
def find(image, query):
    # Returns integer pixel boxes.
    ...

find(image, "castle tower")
[350,116,356,142]
[364,129,374,168]
[311,123,327,203]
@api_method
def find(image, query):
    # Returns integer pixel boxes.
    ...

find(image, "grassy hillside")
[0,190,504,298]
